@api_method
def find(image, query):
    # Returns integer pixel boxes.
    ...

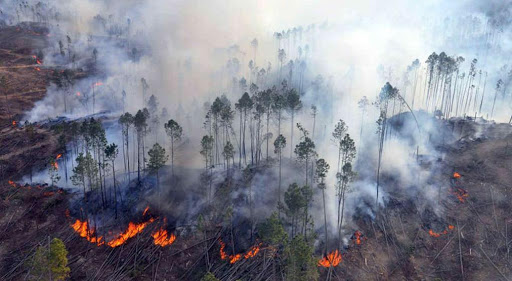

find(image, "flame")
[219,239,228,260]
[453,172,461,179]
[318,250,342,267]
[71,219,104,246]
[152,228,176,247]
[229,254,242,264]
[34,67,41,71]
[12,120,17,126]
[244,244,262,259]
[452,187,469,203]
[107,218,155,248]
[8,180,17,187]
[56,154,62,160]
[428,225,456,238]
[32,55,42,64]
[143,206,150,216]
[219,240,264,264]
[51,161,59,170]
[354,230,362,245]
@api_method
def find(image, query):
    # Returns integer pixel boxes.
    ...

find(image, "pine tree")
[274,134,286,217]
[147,143,168,191]
[164,119,183,176]
[28,238,70,281]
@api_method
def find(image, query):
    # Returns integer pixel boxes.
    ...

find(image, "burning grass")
[107,218,156,247]
[318,250,342,267]
[152,227,176,247]
[219,239,263,264]
[69,207,177,248]
[428,225,455,238]
[71,219,104,246]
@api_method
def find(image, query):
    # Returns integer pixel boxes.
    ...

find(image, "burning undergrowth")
[68,206,176,248]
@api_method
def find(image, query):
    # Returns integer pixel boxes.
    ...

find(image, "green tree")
[294,124,316,186]
[134,109,148,182]
[222,141,235,174]
[284,236,318,281]
[147,143,168,191]
[235,92,253,166]
[71,152,97,201]
[337,134,356,243]
[119,112,133,180]
[48,159,61,186]
[337,163,356,245]
[274,134,286,217]
[28,238,70,281]
[332,119,347,173]
[164,119,183,176]
[316,158,330,252]
[286,89,302,158]
[284,183,308,237]
[258,212,288,246]
[105,143,119,218]
[200,135,215,204]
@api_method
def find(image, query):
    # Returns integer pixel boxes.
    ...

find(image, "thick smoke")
[6,0,512,242]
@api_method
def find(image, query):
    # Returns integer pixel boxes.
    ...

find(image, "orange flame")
[71,219,104,246]
[453,172,461,179]
[318,250,342,267]
[428,225,456,238]
[143,206,150,216]
[219,239,228,260]
[56,154,62,160]
[107,218,155,248]
[244,244,262,259]
[51,161,59,170]
[12,120,17,126]
[229,254,242,264]
[219,239,261,264]
[152,228,176,247]
[34,67,41,71]
[354,230,362,245]
[452,187,469,203]
[8,180,17,187]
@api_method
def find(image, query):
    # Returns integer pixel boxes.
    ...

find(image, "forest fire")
[32,55,42,65]
[219,239,263,264]
[318,250,342,267]
[353,230,363,245]
[152,228,176,247]
[8,180,17,187]
[107,218,156,248]
[452,187,469,203]
[11,120,17,126]
[428,225,455,238]
[34,67,40,71]
[244,244,262,259]
[219,240,228,260]
[453,172,461,179]
[71,219,104,246]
